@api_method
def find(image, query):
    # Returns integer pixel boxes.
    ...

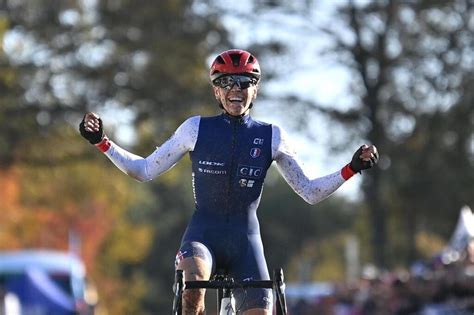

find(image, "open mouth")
[228,97,244,105]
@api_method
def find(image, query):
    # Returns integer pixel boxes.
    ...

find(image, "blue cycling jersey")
[187,113,273,234]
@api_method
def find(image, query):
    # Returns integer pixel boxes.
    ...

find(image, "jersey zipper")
[226,119,238,223]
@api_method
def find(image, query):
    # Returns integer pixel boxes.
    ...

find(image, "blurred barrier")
[0,249,96,315]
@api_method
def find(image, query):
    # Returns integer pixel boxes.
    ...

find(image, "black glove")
[349,145,379,173]
[79,115,104,144]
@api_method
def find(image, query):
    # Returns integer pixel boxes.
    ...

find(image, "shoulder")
[271,124,289,141]
[249,117,271,127]
[177,115,200,131]
[196,114,226,126]
[183,115,201,126]
[174,116,201,150]
[175,116,201,137]
[271,124,295,159]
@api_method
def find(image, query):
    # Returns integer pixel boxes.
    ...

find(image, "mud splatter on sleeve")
[272,124,346,205]
[104,116,200,182]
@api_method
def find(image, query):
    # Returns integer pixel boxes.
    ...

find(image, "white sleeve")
[103,116,200,182]
[272,124,346,205]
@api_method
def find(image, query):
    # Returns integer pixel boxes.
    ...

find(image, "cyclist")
[79,49,378,315]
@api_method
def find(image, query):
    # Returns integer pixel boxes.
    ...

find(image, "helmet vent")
[215,56,225,64]
[248,55,255,63]
[230,53,241,67]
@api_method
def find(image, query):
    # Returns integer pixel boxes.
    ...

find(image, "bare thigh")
[177,256,212,314]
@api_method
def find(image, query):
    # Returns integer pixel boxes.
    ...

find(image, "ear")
[213,86,220,99]
[252,85,258,101]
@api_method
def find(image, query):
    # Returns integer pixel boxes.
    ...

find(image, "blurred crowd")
[288,240,474,315]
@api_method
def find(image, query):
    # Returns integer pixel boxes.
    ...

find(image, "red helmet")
[209,49,261,81]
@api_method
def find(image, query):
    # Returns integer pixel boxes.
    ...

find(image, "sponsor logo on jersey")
[250,148,261,158]
[198,167,226,175]
[237,165,263,178]
[253,138,264,145]
[199,160,225,166]
[239,179,255,188]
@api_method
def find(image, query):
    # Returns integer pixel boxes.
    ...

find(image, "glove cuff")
[341,163,356,181]
[95,136,111,153]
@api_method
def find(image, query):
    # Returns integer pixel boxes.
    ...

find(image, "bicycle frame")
[172,268,288,315]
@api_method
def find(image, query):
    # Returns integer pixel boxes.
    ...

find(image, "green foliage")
[259,167,358,282]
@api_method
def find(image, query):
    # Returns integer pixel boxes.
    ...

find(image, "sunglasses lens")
[213,75,256,89]
[237,77,252,89]
[216,76,233,88]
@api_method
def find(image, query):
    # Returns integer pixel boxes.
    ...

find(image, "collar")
[221,112,251,125]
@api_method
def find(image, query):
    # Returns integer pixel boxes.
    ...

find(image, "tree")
[206,0,474,269]
[0,0,231,312]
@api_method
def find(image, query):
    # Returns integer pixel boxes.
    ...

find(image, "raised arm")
[271,125,378,205]
[79,112,199,182]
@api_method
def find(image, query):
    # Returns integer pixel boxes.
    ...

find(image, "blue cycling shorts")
[175,231,273,311]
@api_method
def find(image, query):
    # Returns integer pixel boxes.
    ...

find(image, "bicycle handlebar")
[185,279,274,290]
[172,268,287,315]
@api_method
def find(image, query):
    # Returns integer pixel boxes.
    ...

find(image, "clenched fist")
[79,112,104,144]
[349,144,379,173]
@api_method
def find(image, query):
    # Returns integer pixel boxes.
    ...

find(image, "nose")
[229,81,242,91]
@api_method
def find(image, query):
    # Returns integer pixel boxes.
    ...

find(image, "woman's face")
[213,75,258,116]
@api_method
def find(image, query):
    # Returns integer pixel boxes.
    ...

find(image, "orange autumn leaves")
[0,166,112,270]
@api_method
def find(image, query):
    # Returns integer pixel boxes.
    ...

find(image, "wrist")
[95,135,111,153]
[341,163,357,180]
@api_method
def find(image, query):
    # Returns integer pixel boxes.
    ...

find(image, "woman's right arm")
[80,113,200,182]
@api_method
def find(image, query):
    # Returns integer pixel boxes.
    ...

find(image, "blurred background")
[0,0,473,314]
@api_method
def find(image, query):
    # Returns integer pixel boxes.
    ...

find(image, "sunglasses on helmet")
[212,75,258,90]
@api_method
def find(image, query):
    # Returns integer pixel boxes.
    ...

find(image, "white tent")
[442,205,474,263]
